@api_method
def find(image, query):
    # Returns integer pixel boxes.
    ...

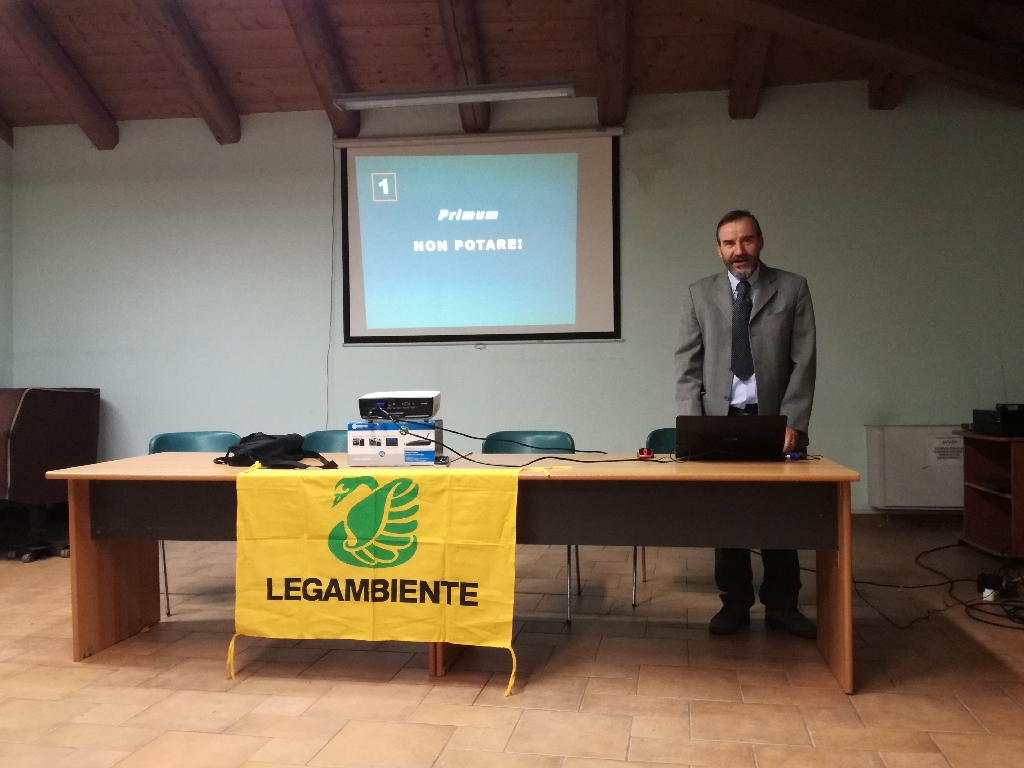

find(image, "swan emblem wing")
[327,476,419,567]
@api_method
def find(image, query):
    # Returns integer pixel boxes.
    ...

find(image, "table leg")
[428,642,465,676]
[69,479,160,660]
[816,481,853,693]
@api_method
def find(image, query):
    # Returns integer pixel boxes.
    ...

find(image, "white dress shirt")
[727,266,759,407]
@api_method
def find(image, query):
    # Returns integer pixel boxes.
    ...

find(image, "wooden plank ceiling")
[0,0,1022,150]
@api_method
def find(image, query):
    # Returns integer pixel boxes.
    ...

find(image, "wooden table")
[48,453,859,692]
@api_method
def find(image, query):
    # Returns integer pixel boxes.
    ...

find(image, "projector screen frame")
[337,130,621,346]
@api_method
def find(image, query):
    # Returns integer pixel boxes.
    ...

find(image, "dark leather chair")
[303,430,348,453]
[0,388,100,562]
[481,430,580,623]
[149,431,239,615]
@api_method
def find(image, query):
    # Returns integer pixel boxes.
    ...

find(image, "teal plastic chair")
[149,431,239,616]
[303,430,348,453]
[149,431,240,454]
[630,428,678,606]
[481,430,581,623]
[481,431,575,456]
[646,427,676,455]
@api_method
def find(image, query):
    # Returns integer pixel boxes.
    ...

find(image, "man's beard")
[727,257,758,278]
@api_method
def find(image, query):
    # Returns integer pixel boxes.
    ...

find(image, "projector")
[358,390,440,420]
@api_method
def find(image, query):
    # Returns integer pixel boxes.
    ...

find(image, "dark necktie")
[731,279,754,381]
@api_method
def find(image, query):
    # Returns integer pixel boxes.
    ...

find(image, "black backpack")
[214,433,338,470]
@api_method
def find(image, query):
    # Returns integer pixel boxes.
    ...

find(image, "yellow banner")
[234,467,519,649]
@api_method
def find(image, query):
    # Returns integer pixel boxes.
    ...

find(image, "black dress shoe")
[709,605,750,635]
[765,608,817,639]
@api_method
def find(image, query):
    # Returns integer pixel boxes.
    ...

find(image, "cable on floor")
[755,543,1024,631]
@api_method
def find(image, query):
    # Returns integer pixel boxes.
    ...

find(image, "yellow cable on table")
[519,465,572,476]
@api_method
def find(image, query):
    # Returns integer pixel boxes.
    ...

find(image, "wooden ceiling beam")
[595,0,631,126]
[0,113,12,148]
[685,0,1024,107]
[437,0,489,133]
[908,1,1024,48]
[0,0,118,150]
[280,0,360,139]
[728,25,772,119]
[988,2,1024,46]
[868,67,907,110]
[134,0,239,145]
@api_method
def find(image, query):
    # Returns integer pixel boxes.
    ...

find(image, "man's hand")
[784,428,800,454]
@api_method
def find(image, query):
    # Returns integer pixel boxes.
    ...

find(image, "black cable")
[912,545,1024,630]
[393,415,609,454]
[456,454,674,468]
[849,577,975,589]
[756,543,1003,630]
[384,413,783,465]
[326,148,338,431]
[912,543,967,579]
[365,409,814,463]
[964,549,1024,630]
[368,409,828,468]
[964,599,1024,631]
[366,408,676,468]
[447,426,608,454]
[789,543,973,589]
[852,579,966,631]
[880,544,1021,630]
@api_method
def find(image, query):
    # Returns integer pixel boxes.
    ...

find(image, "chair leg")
[574,545,582,596]
[565,545,572,624]
[160,540,171,617]
[642,546,647,582]
[632,546,638,607]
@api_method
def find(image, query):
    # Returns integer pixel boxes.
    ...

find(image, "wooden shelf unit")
[960,432,1024,559]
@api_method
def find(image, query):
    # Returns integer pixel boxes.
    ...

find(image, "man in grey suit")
[675,210,817,639]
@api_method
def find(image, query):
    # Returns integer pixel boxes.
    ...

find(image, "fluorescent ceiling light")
[334,81,575,110]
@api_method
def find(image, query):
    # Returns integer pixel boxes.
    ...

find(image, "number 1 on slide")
[371,172,398,202]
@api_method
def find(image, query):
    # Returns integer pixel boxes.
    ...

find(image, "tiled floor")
[1,515,1023,767]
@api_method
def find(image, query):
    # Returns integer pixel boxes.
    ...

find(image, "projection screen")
[340,130,620,344]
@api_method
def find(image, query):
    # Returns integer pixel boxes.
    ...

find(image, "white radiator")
[866,425,964,510]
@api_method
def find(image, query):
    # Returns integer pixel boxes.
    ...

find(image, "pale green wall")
[13,116,336,455]
[0,138,11,387]
[623,83,1024,507]
[11,82,1024,507]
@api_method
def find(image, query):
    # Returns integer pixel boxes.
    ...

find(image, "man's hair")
[716,210,762,241]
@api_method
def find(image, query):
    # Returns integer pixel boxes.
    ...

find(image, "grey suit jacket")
[674,264,816,436]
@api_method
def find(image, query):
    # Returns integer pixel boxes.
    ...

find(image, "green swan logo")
[327,476,418,567]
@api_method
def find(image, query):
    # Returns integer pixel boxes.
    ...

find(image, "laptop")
[675,415,788,462]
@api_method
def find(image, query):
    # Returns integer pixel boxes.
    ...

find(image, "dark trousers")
[715,547,801,610]
[715,403,801,611]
